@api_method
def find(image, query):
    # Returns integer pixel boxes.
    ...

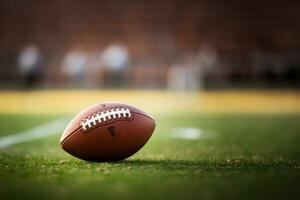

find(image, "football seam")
[60,112,154,147]
[80,107,133,131]
[80,106,154,123]
[79,116,135,134]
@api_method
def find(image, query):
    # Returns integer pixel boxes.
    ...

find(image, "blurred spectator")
[197,45,219,74]
[197,45,220,88]
[167,53,201,91]
[18,45,42,86]
[61,49,88,84]
[167,46,219,91]
[99,43,130,86]
[167,63,187,91]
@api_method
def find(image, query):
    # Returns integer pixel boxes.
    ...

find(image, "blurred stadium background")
[0,0,299,90]
[1,1,300,200]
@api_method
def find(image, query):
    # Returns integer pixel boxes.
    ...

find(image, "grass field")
[0,91,300,200]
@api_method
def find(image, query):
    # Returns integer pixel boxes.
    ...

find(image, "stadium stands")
[0,0,299,88]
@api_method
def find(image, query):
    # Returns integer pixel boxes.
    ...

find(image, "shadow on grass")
[122,159,199,166]
[0,153,297,172]
[103,158,299,171]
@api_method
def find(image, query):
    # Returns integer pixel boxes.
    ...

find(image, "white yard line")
[0,117,70,149]
[171,127,217,140]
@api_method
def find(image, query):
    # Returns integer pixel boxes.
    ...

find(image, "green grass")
[0,113,300,200]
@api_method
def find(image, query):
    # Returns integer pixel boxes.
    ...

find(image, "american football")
[60,103,156,161]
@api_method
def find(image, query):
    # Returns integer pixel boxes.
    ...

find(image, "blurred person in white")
[167,54,200,92]
[99,42,130,87]
[61,48,88,86]
[197,45,218,81]
[18,44,42,86]
[167,45,218,92]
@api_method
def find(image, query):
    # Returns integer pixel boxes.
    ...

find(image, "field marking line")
[0,117,70,149]
[171,127,217,140]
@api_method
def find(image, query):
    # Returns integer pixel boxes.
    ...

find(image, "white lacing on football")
[81,108,131,131]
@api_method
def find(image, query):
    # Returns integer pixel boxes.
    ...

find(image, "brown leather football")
[60,102,156,162]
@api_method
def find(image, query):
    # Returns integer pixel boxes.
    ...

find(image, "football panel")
[61,114,155,161]
[60,103,153,143]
